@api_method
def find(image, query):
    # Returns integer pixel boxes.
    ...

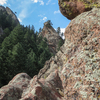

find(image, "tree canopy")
[0,23,52,87]
[45,20,53,28]
[0,10,63,88]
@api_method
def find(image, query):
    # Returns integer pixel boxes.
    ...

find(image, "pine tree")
[57,39,64,50]
[57,27,61,35]
[25,50,38,76]
[39,28,42,33]
[46,20,53,28]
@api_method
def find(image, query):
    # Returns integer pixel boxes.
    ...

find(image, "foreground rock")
[0,8,100,100]
[0,73,31,100]
[0,72,63,100]
[58,0,100,20]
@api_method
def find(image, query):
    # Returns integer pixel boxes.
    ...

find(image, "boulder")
[0,73,31,100]
[58,0,100,20]
[0,72,63,100]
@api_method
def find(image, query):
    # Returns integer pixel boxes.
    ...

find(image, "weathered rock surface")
[0,7,100,100]
[0,73,31,100]
[0,6,19,25]
[58,0,100,20]
[39,21,64,55]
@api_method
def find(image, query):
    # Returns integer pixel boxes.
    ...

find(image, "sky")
[0,0,70,34]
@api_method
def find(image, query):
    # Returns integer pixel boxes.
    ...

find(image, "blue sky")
[0,0,70,33]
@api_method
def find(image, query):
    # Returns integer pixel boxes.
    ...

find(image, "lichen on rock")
[58,0,100,20]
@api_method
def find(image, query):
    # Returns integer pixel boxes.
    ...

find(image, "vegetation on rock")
[45,20,53,28]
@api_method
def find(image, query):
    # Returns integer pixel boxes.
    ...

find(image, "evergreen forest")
[0,9,63,87]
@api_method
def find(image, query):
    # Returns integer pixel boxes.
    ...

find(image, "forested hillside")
[0,9,53,87]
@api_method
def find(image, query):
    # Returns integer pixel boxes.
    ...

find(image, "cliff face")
[5,7,19,24]
[0,5,100,100]
[0,6,19,25]
[39,22,64,55]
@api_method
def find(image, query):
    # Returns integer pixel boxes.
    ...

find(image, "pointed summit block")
[39,21,64,55]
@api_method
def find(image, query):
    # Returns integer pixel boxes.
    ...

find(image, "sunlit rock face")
[0,6,100,100]
[58,0,100,20]
[62,8,100,99]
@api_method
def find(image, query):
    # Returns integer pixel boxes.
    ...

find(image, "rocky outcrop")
[6,7,19,24]
[58,0,100,20]
[0,6,19,25]
[0,6,100,100]
[0,6,5,11]
[39,21,64,55]
[0,72,63,100]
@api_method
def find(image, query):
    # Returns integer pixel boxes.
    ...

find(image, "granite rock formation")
[39,21,64,55]
[58,0,100,20]
[0,6,19,25]
[0,6,100,100]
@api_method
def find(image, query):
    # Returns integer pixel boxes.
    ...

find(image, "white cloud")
[38,14,43,17]
[39,17,47,22]
[33,0,38,3]
[46,0,51,5]
[55,28,65,39]
[17,0,36,23]
[43,17,47,21]
[18,18,22,23]
[38,14,47,22]
[61,28,65,33]
[31,0,44,5]
[19,9,27,19]
[60,28,65,39]
[54,10,60,14]
[38,14,45,17]
[0,0,7,5]
[40,1,44,5]
[18,9,27,23]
